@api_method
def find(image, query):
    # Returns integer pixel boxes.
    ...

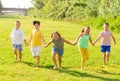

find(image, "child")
[27,20,46,67]
[7,20,27,62]
[44,31,74,69]
[73,26,93,70]
[93,23,116,65]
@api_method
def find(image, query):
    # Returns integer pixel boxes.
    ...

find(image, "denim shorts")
[52,47,64,57]
[100,45,111,53]
[13,44,23,51]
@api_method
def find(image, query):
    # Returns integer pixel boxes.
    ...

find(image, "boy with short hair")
[27,20,46,67]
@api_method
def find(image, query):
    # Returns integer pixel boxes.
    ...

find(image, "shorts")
[31,46,42,56]
[100,45,111,53]
[52,47,64,57]
[13,44,22,51]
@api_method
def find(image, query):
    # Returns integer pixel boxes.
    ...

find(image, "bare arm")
[93,35,101,45]
[27,35,32,46]
[44,39,52,48]
[111,35,116,45]
[42,36,46,45]
[62,38,74,46]
[89,35,94,46]
[73,33,82,45]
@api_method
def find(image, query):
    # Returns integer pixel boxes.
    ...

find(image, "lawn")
[0,17,120,81]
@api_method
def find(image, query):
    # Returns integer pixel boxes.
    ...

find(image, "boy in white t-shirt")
[7,21,27,62]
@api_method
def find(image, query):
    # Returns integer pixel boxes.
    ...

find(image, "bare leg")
[106,52,110,62]
[18,51,22,62]
[36,55,40,67]
[52,52,57,69]
[14,49,18,61]
[103,52,106,65]
[58,54,62,68]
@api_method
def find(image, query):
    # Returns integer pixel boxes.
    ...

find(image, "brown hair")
[51,31,61,38]
[33,20,40,25]
[81,26,90,34]
[104,22,109,26]
[16,20,21,25]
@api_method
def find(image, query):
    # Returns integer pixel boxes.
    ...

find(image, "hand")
[44,45,47,48]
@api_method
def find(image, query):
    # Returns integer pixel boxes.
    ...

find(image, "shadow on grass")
[55,68,120,81]
[22,61,36,67]
[97,70,120,75]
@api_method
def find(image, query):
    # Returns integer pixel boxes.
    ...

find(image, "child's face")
[34,23,40,29]
[52,33,59,40]
[103,24,109,30]
[84,27,90,34]
[15,22,20,29]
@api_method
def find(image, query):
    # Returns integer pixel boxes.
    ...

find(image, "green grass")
[0,17,120,81]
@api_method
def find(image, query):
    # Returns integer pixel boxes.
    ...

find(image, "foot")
[53,66,57,70]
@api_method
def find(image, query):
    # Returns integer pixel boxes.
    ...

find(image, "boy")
[7,20,27,62]
[93,23,116,65]
[27,20,46,67]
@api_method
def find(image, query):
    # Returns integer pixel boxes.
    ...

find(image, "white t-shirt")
[10,28,26,45]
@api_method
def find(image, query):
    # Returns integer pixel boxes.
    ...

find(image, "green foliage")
[0,0,2,13]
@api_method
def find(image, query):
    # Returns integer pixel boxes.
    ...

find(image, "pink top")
[99,30,112,46]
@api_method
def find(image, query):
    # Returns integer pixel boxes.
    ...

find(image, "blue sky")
[1,0,33,8]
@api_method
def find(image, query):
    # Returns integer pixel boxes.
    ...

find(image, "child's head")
[51,31,61,40]
[103,23,109,30]
[81,26,90,34]
[15,20,20,29]
[33,20,40,29]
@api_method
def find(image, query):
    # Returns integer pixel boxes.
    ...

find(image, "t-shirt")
[99,30,112,46]
[78,34,90,48]
[10,28,26,45]
[31,29,42,46]
[52,37,64,49]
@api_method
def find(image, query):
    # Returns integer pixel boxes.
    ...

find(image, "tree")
[0,0,2,13]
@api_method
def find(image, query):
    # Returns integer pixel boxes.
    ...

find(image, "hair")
[51,31,61,38]
[16,20,21,25]
[33,20,40,25]
[104,22,109,26]
[81,26,90,34]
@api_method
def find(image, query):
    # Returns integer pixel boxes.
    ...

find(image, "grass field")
[0,17,120,81]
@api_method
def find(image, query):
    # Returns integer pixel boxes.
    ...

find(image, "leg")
[102,52,106,65]
[58,54,62,68]
[106,52,110,62]
[18,51,22,62]
[13,49,18,61]
[85,48,89,61]
[79,48,86,70]
[36,55,40,67]
[52,51,57,69]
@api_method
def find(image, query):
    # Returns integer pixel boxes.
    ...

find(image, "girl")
[73,26,94,70]
[44,31,74,69]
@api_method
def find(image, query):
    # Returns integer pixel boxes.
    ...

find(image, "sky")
[1,0,33,8]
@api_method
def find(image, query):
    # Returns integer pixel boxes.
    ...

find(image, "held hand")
[44,45,48,48]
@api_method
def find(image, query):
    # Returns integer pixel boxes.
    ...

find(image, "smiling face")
[34,23,40,29]
[84,27,90,34]
[103,24,109,31]
[52,33,59,40]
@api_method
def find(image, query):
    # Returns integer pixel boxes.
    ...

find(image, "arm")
[93,35,101,45]
[42,36,46,45]
[73,33,82,45]
[44,39,52,48]
[27,35,32,46]
[62,38,74,46]
[111,35,116,45]
[89,35,94,46]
